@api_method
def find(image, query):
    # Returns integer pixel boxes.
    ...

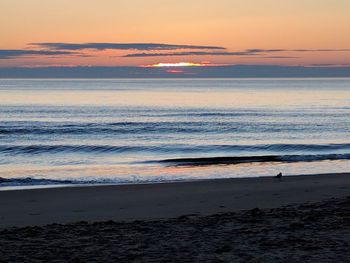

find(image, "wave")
[159,153,350,166]
[0,122,212,135]
[0,177,130,186]
[0,177,180,187]
[0,121,336,135]
[2,153,349,187]
[0,145,145,155]
[0,177,76,186]
[1,143,350,155]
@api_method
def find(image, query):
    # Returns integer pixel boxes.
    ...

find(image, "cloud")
[252,56,299,59]
[309,63,350,67]
[294,49,350,52]
[245,49,285,53]
[0,49,78,59]
[2,44,349,62]
[29,44,350,53]
[247,48,350,53]
[123,48,350,58]
[30,42,226,51]
[123,51,256,57]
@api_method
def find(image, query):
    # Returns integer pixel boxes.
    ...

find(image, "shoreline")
[1,172,349,228]
[2,171,350,191]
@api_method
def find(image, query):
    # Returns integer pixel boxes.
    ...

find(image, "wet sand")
[0,173,350,228]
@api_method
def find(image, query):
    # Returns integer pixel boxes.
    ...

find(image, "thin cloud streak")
[123,48,350,58]
[30,43,226,51]
[250,56,299,59]
[295,49,350,52]
[123,49,286,57]
[0,49,78,59]
[245,49,285,53]
[246,49,350,53]
[123,51,257,57]
[309,63,350,67]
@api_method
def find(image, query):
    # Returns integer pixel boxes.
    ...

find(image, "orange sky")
[1,0,350,67]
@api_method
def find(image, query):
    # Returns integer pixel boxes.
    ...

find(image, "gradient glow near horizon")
[1,0,350,68]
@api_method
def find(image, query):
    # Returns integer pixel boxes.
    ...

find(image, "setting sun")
[140,62,205,68]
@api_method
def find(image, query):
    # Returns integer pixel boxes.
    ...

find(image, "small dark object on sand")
[276,172,282,180]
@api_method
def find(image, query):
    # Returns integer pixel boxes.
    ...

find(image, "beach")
[1,173,350,228]
[0,173,350,262]
[2,0,350,260]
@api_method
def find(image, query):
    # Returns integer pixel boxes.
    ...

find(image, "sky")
[0,0,350,69]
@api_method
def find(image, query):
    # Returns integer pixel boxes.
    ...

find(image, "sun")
[140,62,207,68]
[151,62,203,67]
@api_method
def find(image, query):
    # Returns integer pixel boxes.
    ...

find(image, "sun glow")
[140,62,206,68]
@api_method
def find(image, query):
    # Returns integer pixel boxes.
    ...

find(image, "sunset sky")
[1,0,350,68]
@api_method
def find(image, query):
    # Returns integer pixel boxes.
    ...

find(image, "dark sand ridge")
[1,197,349,262]
[0,173,350,228]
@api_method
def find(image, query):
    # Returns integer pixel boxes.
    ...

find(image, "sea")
[0,78,349,190]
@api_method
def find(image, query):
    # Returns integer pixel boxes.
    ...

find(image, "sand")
[0,197,349,262]
[1,173,350,228]
[0,173,350,262]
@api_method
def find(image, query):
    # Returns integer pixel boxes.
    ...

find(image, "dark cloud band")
[123,51,257,57]
[0,49,77,59]
[123,48,350,58]
[1,44,349,60]
[30,43,226,51]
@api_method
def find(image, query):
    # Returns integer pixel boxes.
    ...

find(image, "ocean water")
[0,78,350,190]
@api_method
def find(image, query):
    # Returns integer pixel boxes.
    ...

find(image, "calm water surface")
[0,78,349,189]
